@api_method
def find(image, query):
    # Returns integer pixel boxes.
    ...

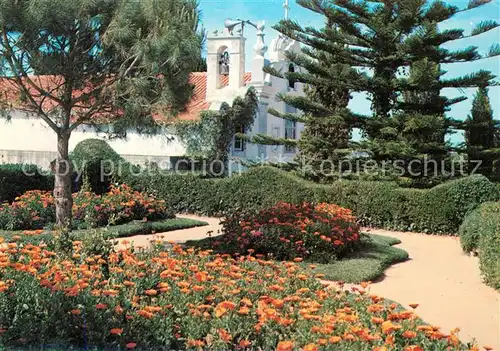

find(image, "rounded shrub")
[71,139,136,194]
[479,218,500,290]
[459,201,500,290]
[213,202,361,262]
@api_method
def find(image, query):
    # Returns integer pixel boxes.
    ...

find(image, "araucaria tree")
[465,85,499,178]
[267,0,499,181]
[0,0,203,226]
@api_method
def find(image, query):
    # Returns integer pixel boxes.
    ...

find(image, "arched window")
[219,50,230,76]
[288,63,295,89]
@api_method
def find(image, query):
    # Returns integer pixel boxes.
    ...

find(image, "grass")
[309,233,409,283]
[0,217,208,242]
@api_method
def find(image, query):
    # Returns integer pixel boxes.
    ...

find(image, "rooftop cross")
[283,0,290,20]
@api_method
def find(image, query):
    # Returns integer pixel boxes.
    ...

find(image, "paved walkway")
[116,217,500,349]
[362,228,499,350]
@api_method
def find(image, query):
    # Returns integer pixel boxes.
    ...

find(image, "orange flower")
[110,328,123,335]
[402,331,417,339]
[404,346,424,351]
[329,336,341,344]
[277,341,295,351]
[293,258,303,262]
[239,340,251,348]
[145,289,158,296]
[381,321,402,334]
[238,306,250,315]
[302,343,318,351]
[218,329,232,343]
[126,342,137,349]
[95,303,107,310]
[70,309,81,315]
[371,317,384,324]
[187,339,205,348]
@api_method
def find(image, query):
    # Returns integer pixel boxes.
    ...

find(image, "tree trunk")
[54,130,73,228]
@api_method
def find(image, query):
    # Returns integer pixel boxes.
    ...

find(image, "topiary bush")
[0,164,53,204]
[459,202,500,290]
[212,202,361,263]
[71,139,137,194]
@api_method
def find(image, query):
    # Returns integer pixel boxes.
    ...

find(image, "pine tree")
[265,0,499,182]
[254,25,362,180]
[0,0,203,226]
[464,86,500,179]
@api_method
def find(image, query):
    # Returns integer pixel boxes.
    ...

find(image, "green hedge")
[459,202,500,290]
[71,139,139,194]
[0,164,53,204]
[129,167,500,235]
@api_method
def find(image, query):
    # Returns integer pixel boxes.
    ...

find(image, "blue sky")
[199,0,500,143]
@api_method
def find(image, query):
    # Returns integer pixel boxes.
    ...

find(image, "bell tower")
[206,24,246,100]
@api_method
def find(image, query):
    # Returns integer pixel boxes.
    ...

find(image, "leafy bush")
[0,164,53,203]
[71,139,137,194]
[459,202,500,290]
[0,184,173,230]
[132,167,500,234]
[0,237,473,350]
[213,202,360,262]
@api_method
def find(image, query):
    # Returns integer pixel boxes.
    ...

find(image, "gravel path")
[116,217,499,349]
[362,228,499,350]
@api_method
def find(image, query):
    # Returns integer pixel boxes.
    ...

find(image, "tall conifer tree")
[261,0,499,181]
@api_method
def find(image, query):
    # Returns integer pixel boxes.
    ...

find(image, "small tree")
[0,0,204,226]
[174,88,258,176]
[465,86,499,178]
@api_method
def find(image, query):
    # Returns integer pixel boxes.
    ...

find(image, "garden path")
[359,228,500,351]
[115,215,222,249]
[116,217,499,350]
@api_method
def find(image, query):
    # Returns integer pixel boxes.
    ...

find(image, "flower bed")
[0,237,474,350]
[213,202,361,262]
[0,184,173,230]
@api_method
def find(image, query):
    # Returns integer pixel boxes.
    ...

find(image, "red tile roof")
[178,72,252,121]
[0,72,253,122]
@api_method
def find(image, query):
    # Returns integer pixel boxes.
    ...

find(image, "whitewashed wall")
[0,111,187,169]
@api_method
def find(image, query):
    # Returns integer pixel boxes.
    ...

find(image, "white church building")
[0,20,305,170]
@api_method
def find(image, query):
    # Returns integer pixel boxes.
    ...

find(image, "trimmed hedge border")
[126,167,500,235]
[459,202,500,290]
[0,164,53,204]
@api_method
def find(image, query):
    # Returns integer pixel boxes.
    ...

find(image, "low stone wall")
[0,149,172,170]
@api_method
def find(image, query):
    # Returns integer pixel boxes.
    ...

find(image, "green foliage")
[174,88,258,175]
[263,0,499,184]
[0,184,173,231]
[0,164,53,204]
[464,86,500,179]
[71,139,137,194]
[132,167,500,234]
[459,202,500,290]
[311,234,409,284]
[0,0,204,226]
